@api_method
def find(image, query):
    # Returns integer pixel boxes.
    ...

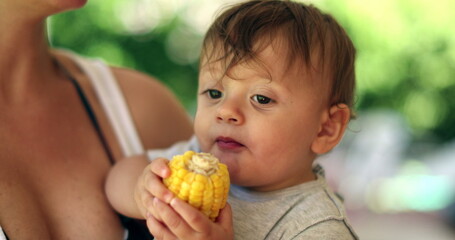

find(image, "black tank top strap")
[3,229,9,240]
[54,58,116,165]
[54,57,154,240]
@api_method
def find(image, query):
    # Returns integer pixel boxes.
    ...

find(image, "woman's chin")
[52,0,88,14]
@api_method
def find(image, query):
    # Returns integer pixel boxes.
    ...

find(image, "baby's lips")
[216,136,245,150]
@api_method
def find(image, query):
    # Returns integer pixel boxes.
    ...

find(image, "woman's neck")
[0,13,56,103]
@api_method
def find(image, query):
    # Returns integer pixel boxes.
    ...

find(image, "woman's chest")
[0,83,126,238]
[0,136,124,239]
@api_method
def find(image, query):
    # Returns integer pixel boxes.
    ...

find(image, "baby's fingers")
[170,197,210,233]
[151,198,194,239]
[146,212,177,240]
[216,203,234,235]
[149,157,172,178]
[143,158,174,204]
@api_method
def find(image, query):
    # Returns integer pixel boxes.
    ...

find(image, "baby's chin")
[219,157,241,179]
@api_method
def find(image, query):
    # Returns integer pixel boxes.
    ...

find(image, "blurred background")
[49,0,455,239]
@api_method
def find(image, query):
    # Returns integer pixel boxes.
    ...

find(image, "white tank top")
[60,50,145,157]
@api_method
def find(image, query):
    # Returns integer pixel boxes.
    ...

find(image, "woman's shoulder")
[111,66,173,106]
[52,49,193,149]
[110,66,193,149]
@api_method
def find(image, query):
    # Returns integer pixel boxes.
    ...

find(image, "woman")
[0,0,193,239]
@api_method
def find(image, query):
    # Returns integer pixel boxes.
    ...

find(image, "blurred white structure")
[318,110,455,240]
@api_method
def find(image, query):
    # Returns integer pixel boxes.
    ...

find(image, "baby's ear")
[311,104,351,154]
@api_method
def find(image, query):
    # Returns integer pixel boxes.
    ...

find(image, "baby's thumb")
[217,203,234,234]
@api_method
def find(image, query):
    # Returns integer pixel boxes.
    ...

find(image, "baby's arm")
[106,136,199,218]
[105,155,174,218]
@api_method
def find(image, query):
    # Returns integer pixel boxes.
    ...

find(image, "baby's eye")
[252,94,272,104]
[207,89,222,99]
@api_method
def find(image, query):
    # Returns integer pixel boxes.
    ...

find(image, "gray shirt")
[229,165,358,240]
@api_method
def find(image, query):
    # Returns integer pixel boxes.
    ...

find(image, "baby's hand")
[146,197,234,240]
[134,157,174,219]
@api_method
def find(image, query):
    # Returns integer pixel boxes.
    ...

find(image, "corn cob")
[163,151,230,221]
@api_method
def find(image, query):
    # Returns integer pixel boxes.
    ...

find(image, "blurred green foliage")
[317,0,455,143]
[49,0,201,114]
[49,0,455,143]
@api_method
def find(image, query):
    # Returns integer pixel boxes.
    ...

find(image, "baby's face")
[194,44,330,191]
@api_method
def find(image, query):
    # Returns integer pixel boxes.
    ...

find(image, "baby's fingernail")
[163,192,173,203]
[170,197,177,207]
[146,212,152,219]
[161,169,170,177]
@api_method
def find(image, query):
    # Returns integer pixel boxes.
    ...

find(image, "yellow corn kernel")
[163,151,230,221]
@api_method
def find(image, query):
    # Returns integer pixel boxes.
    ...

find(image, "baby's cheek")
[223,160,241,184]
[197,138,211,154]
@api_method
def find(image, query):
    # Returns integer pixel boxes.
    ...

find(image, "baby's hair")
[201,0,356,118]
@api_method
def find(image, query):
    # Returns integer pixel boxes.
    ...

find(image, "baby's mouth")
[215,136,244,150]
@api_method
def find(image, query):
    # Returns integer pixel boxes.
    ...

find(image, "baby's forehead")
[200,40,323,84]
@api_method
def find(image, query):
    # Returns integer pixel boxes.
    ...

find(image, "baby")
[106,0,358,239]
